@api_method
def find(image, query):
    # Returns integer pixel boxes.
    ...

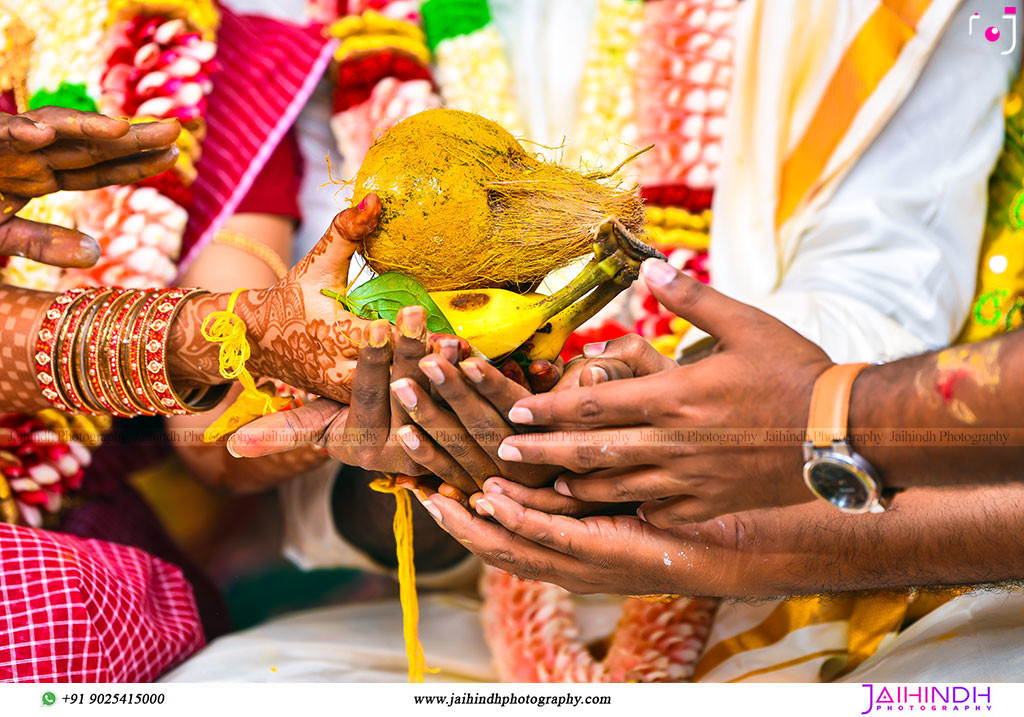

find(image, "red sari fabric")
[177,7,335,272]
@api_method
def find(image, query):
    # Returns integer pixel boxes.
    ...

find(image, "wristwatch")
[802,363,889,514]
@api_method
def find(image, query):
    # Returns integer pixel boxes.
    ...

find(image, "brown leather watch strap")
[805,363,871,447]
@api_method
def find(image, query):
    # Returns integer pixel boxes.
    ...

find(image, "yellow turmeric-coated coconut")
[352,108,645,291]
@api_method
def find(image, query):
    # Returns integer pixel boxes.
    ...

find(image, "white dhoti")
[161,589,1024,683]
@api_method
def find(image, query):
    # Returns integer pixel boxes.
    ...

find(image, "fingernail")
[226,438,242,458]
[368,320,390,347]
[439,338,460,362]
[399,306,425,339]
[397,426,419,450]
[422,500,443,524]
[590,366,609,384]
[420,360,444,385]
[582,341,607,358]
[497,443,522,462]
[391,379,417,409]
[440,484,464,500]
[357,196,367,211]
[483,480,503,495]
[553,479,572,497]
[642,258,677,287]
[460,361,483,383]
[637,507,647,521]
[32,121,47,130]
[476,498,495,516]
[508,406,533,424]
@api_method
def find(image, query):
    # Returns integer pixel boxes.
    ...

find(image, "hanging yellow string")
[201,287,276,415]
[369,475,435,683]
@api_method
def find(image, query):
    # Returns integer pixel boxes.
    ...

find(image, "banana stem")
[561,279,629,330]
[522,279,628,361]
[534,253,624,324]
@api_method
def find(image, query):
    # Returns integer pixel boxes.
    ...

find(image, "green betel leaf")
[321,272,457,335]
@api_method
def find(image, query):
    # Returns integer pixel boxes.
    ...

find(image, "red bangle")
[124,292,165,414]
[35,288,89,412]
[142,288,204,415]
[109,291,155,415]
[84,288,134,416]
[55,288,113,414]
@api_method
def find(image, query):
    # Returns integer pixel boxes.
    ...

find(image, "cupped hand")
[392,354,561,491]
[496,258,834,525]
[413,485,745,596]
[228,304,435,475]
[0,108,181,267]
[394,333,647,499]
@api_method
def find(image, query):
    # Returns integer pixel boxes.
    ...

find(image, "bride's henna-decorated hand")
[226,306,478,485]
[1,108,181,267]
[168,196,382,402]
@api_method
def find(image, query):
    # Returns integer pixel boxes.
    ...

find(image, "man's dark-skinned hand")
[497,258,835,526]
[0,108,180,267]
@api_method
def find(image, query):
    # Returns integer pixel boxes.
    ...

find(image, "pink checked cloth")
[0,522,203,682]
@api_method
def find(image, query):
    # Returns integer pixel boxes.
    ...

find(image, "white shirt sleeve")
[734,7,1018,363]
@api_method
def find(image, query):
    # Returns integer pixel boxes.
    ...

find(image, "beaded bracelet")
[212,229,289,281]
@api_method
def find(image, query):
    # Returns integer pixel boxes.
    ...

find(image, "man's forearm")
[709,485,1024,597]
[848,330,1024,489]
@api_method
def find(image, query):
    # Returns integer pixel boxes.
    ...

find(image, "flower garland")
[321,0,738,684]
[481,567,717,683]
[0,0,218,527]
[421,0,523,137]
[326,2,443,179]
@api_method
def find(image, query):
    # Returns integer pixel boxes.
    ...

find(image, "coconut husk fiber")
[352,108,645,291]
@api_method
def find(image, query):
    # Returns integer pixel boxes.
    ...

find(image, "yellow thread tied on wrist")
[200,288,276,424]
[370,476,436,683]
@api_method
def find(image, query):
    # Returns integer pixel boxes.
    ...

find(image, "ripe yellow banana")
[430,218,663,360]
[430,273,604,360]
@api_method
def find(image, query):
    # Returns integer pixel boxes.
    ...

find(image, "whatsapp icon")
[42,691,56,706]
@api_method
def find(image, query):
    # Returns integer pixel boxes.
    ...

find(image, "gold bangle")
[212,229,289,280]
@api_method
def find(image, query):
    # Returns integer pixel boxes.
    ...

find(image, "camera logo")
[970,6,1018,54]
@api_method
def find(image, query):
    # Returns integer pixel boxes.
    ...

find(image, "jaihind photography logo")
[970,6,1018,54]
[860,684,993,713]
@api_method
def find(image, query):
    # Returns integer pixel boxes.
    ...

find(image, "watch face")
[805,456,875,512]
